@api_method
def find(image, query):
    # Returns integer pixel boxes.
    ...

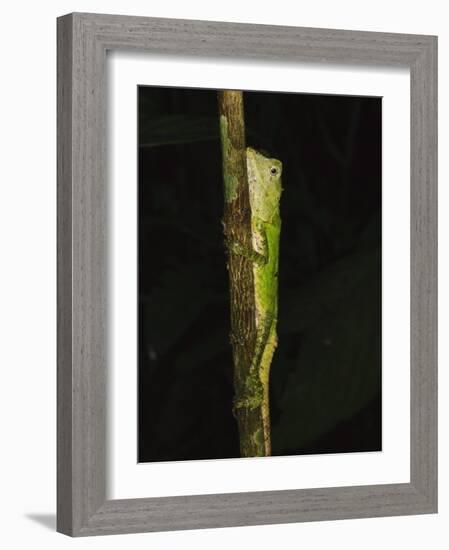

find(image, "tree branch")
[218,90,269,456]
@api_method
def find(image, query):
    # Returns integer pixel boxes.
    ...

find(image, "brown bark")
[218,90,268,457]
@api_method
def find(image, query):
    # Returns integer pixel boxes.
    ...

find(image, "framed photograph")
[57,12,437,536]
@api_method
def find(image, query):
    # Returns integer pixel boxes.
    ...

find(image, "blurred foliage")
[272,247,381,453]
[140,114,219,147]
[138,86,382,462]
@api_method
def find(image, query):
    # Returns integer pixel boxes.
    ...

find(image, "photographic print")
[138,86,381,462]
[57,15,437,534]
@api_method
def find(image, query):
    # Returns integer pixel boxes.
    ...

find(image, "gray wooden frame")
[57,12,438,537]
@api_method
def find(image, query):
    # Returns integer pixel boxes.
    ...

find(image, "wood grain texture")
[410,37,438,509]
[57,14,73,536]
[57,12,438,536]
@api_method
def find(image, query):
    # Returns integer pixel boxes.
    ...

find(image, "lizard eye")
[270,167,278,176]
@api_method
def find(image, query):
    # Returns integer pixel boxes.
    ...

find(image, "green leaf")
[139,114,262,148]
[139,114,220,147]
[272,247,381,453]
[279,248,380,334]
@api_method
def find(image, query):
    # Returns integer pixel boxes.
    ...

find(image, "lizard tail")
[259,323,277,456]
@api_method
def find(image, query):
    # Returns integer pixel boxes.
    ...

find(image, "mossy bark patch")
[219,116,239,203]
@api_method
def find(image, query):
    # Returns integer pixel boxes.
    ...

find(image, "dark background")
[138,86,381,462]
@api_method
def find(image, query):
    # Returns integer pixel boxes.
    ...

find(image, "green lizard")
[228,147,282,454]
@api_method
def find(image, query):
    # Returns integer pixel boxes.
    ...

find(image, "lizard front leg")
[224,217,269,266]
[224,238,267,266]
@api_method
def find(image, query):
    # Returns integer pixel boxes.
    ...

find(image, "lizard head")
[246,147,283,223]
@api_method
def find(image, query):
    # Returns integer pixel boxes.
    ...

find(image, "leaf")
[139,115,220,147]
[279,248,380,334]
[272,247,381,453]
[139,114,262,148]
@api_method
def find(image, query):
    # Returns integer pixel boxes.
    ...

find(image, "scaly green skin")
[230,147,282,454]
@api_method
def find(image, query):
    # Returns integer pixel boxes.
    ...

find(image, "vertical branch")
[218,90,268,456]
